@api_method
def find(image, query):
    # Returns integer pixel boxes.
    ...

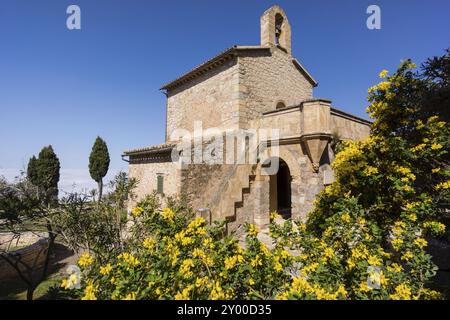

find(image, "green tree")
[26,156,39,186]
[89,137,110,202]
[0,177,56,300]
[36,146,60,205]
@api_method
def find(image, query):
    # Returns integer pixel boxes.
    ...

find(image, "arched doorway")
[268,158,292,220]
[277,159,292,219]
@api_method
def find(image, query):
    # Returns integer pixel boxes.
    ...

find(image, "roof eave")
[292,58,318,87]
[160,46,272,92]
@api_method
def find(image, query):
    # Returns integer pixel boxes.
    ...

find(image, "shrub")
[61,55,449,300]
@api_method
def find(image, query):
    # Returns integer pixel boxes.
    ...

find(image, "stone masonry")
[123,5,371,231]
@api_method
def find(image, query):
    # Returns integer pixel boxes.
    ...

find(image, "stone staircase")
[210,164,256,233]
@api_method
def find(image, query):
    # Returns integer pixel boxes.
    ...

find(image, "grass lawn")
[0,273,64,300]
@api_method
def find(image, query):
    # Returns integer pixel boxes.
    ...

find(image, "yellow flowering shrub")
[306,58,449,300]
[60,57,448,300]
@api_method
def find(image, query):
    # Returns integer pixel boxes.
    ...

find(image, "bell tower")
[260,5,292,55]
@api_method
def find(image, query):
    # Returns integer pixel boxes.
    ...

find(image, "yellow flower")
[359,281,372,293]
[274,261,283,272]
[396,166,412,176]
[181,236,194,246]
[187,217,205,230]
[280,249,292,260]
[122,292,136,300]
[259,242,271,257]
[415,120,425,129]
[250,255,262,268]
[209,281,225,300]
[301,263,319,277]
[410,143,426,153]
[143,237,156,250]
[168,246,180,266]
[391,238,403,251]
[346,258,356,270]
[406,202,419,210]
[413,238,427,249]
[387,263,403,273]
[392,221,405,236]
[401,251,413,262]
[270,211,281,220]
[363,166,379,176]
[117,252,140,267]
[247,224,259,237]
[379,70,389,78]
[180,259,195,278]
[192,248,205,259]
[336,285,348,298]
[390,284,412,300]
[81,281,97,300]
[432,168,441,174]
[431,143,443,150]
[100,263,113,276]
[175,285,193,300]
[78,252,94,268]
[368,81,390,93]
[367,255,381,266]
[195,276,209,288]
[224,256,238,270]
[401,185,413,193]
[341,212,351,223]
[248,278,255,285]
[131,207,144,217]
[435,180,450,190]
[324,247,334,260]
[202,237,215,249]
[61,273,79,290]
[175,230,194,246]
[161,207,175,221]
[357,218,366,226]
[196,227,206,236]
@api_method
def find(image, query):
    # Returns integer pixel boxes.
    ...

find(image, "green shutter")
[157,175,164,194]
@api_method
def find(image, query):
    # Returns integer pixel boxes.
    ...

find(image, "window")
[157,175,164,194]
[275,13,284,46]
[276,102,286,109]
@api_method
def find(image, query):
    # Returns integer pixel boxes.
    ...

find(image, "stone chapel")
[123,5,371,232]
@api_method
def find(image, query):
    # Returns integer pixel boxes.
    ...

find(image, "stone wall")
[180,163,235,211]
[260,107,301,138]
[331,110,371,141]
[166,59,240,141]
[128,161,180,209]
[238,47,314,127]
[0,239,48,281]
[0,232,46,250]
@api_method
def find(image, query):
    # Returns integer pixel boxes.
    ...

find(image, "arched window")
[275,13,284,46]
[276,101,286,109]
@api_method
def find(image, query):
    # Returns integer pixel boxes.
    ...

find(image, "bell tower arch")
[260,5,292,55]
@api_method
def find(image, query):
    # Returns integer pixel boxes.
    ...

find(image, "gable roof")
[160,45,318,91]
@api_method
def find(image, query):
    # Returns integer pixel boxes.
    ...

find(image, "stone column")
[196,208,211,225]
[291,176,302,221]
[253,175,270,229]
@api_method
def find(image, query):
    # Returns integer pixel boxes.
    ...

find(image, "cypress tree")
[89,136,110,202]
[37,146,60,204]
[27,155,39,186]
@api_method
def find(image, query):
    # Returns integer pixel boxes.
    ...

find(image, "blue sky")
[0,0,449,192]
